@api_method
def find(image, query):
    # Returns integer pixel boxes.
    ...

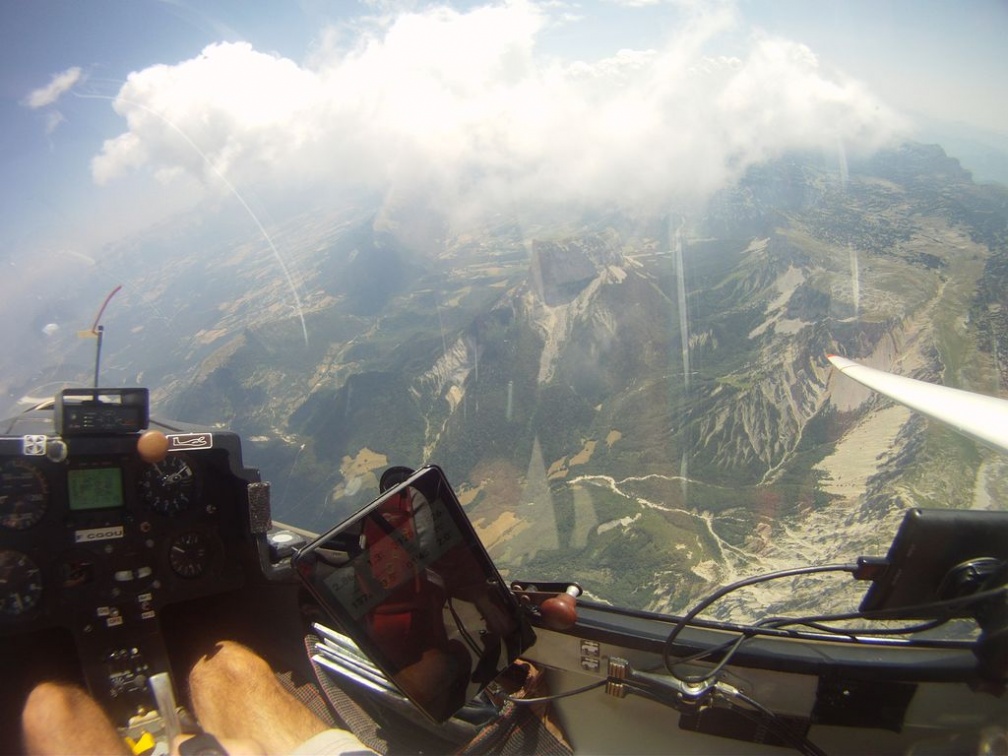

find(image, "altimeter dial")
[140,454,197,516]
[0,459,49,530]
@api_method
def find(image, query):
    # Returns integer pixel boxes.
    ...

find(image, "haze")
[1,0,1005,397]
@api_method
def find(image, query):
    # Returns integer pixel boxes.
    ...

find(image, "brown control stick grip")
[137,430,169,463]
[540,587,579,630]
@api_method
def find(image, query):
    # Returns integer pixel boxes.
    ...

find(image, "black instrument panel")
[0,433,254,635]
[0,423,264,723]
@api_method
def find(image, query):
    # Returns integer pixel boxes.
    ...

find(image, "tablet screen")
[859,508,1008,617]
[292,465,535,722]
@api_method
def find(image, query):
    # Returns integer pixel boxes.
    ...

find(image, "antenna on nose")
[60,284,148,437]
[77,284,122,388]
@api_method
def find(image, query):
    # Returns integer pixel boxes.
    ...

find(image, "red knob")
[540,593,578,630]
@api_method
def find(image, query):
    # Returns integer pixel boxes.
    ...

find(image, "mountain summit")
[163,143,1008,613]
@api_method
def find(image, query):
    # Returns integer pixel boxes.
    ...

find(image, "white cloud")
[44,111,66,135]
[90,2,906,223]
[25,67,84,109]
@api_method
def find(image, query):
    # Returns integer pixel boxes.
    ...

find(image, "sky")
[0,0,1006,375]
[3,1,1006,247]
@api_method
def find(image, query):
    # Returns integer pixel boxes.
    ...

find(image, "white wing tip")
[827,354,857,371]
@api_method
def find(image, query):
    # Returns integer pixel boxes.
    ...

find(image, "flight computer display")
[67,467,125,511]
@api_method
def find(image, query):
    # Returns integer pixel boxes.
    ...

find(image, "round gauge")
[140,454,197,516]
[0,549,43,618]
[0,459,49,530]
[58,549,101,590]
[168,532,212,579]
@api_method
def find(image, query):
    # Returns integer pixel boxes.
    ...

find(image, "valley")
[73,142,1008,618]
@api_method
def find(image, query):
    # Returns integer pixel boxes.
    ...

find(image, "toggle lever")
[148,672,183,745]
[510,581,582,630]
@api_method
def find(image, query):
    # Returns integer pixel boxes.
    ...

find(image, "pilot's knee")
[23,682,84,731]
[190,640,272,688]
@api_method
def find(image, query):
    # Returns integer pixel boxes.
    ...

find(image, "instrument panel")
[0,393,274,729]
[0,406,269,726]
[0,430,256,636]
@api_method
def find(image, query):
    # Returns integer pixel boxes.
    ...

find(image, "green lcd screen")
[68,467,124,511]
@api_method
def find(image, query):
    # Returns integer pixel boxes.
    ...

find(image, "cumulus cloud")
[44,111,67,135]
[25,67,84,109]
[90,2,906,221]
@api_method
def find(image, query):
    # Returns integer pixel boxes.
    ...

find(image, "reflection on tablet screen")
[294,465,535,722]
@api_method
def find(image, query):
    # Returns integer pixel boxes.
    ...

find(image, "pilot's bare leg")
[186,640,329,754]
[22,681,129,755]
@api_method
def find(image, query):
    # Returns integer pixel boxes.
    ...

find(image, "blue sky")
[1,0,1006,285]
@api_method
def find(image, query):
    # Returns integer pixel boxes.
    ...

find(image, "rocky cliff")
[163,143,1008,614]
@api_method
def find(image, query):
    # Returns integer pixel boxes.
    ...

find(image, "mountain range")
[129,141,1008,614]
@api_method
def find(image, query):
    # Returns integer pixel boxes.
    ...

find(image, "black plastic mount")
[55,388,150,436]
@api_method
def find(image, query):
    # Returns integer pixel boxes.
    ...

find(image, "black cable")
[666,631,752,682]
[677,616,943,673]
[667,615,941,684]
[507,674,826,756]
[760,616,950,638]
[663,563,858,678]
[505,679,606,704]
[502,571,1005,752]
[582,599,975,649]
[505,665,828,756]
[664,571,1008,683]
[667,615,946,687]
[505,583,1006,750]
[666,580,1004,683]
[664,635,747,667]
[726,690,826,756]
[758,584,1008,628]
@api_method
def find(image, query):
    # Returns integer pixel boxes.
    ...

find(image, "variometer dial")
[168,532,212,579]
[0,459,49,530]
[140,454,197,516]
[0,550,43,618]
